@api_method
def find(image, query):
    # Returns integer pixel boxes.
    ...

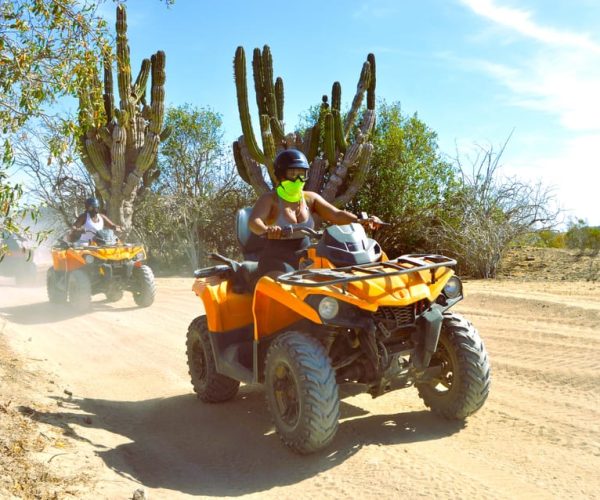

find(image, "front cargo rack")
[276,254,457,288]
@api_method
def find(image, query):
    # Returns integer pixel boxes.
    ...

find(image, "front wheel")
[416,313,491,419]
[265,331,340,454]
[186,316,240,402]
[132,265,155,307]
[47,268,67,304]
[68,269,91,311]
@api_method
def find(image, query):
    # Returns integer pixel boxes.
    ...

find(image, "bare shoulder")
[303,190,321,208]
[255,191,277,208]
[251,191,277,218]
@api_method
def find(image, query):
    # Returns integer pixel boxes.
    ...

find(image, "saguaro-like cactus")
[77,4,168,230]
[233,45,376,207]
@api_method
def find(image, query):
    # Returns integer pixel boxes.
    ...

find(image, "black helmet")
[85,197,100,209]
[274,149,309,180]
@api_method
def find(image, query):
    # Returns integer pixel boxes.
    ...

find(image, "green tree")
[135,104,253,271]
[0,0,112,251]
[348,101,457,255]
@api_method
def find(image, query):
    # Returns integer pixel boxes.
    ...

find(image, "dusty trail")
[1,276,599,498]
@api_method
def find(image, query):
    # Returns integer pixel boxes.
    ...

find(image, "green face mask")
[276,179,305,202]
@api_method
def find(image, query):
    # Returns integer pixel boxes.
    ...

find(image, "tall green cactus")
[77,4,168,230]
[233,45,376,205]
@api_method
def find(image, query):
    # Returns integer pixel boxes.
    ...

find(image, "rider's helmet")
[274,149,310,181]
[85,197,100,210]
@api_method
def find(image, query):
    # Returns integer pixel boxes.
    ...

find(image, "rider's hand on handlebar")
[358,215,385,230]
[265,225,283,239]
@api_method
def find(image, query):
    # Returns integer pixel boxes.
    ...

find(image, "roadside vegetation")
[0,1,579,280]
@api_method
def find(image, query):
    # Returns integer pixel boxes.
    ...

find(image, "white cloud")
[457,1,600,133]
[460,0,600,53]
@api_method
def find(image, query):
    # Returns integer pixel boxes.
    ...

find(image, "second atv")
[47,228,156,310]
[186,210,491,454]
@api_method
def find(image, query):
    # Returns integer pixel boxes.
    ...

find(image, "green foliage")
[534,229,566,249]
[134,104,254,271]
[158,104,224,196]
[565,219,600,255]
[348,101,457,255]
[0,1,112,141]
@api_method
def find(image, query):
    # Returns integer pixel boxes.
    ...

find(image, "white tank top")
[80,213,104,242]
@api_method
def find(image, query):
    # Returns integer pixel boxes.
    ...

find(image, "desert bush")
[429,137,560,278]
[565,219,600,256]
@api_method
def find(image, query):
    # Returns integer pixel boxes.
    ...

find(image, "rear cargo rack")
[276,254,457,288]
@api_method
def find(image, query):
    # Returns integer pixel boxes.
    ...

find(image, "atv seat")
[236,207,265,261]
[208,252,261,294]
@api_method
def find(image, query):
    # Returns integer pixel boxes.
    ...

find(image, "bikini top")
[274,194,315,239]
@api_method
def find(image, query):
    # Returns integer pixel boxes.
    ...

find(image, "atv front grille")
[374,305,415,329]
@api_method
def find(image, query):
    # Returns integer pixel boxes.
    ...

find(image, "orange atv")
[47,228,155,310]
[186,210,490,454]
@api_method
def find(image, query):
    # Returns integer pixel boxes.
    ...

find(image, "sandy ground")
[1,274,599,499]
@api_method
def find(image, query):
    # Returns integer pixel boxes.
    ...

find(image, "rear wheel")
[68,269,91,311]
[186,316,240,402]
[416,313,491,419]
[46,268,67,304]
[132,265,155,307]
[265,331,340,454]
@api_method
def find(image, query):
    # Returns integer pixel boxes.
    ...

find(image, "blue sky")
[94,0,600,224]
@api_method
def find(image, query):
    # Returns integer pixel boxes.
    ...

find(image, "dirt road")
[1,277,599,499]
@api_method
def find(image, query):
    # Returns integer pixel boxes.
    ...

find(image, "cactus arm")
[360,108,376,137]
[252,48,266,115]
[332,109,347,153]
[132,58,151,103]
[110,124,127,193]
[159,125,172,142]
[344,61,371,139]
[261,46,276,118]
[270,116,285,146]
[275,77,284,121]
[305,157,327,194]
[103,60,114,125]
[333,142,373,207]
[305,124,320,163]
[367,53,376,111]
[321,142,363,202]
[238,136,270,194]
[84,136,111,182]
[234,46,265,164]
[332,81,341,111]
[124,50,166,197]
[323,112,336,170]
[260,114,277,184]
[233,141,251,184]
[116,4,135,148]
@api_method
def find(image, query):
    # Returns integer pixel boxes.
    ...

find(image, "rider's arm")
[71,213,86,230]
[100,214,120,231]
[249,193,275,235]
[309,192,359,225]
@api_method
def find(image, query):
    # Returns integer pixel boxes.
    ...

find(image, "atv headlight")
[84,254,95,264]
[135,251,144,261]
[318,297,339,320]
[443,276,462,299]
